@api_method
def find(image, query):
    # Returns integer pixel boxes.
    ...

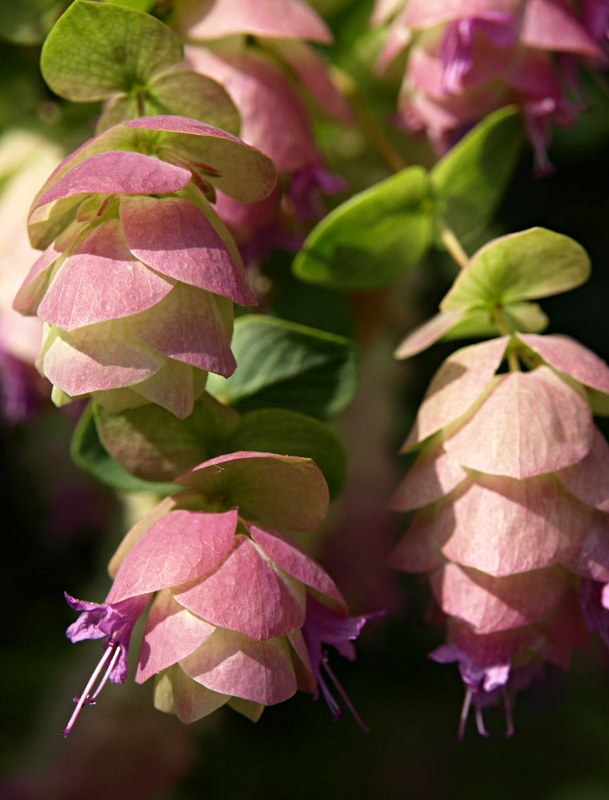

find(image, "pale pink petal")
[185,46,318,173]
[174,535,305,639]
[565,510,609,582]
[40,323,163,395]
[287,628,316,692]
[37,219,173,330]
[394,310,465,360]
[12,241,64,315]
[403,337,509,449]
[132,359,206,419]
[431,562,568,634]
[123,116,276,203]
[403,0,518,27]
[269,41,353,122]
[392,438,467,510]
[370,0,403,25]
[129,284,235,377]
[521,0,603,57]
[175,0,332,43]
[154,664,229,723]
[389,502,451,573]
[181,628,297,705]
[249,525,347,611]
[109,495,181,576]
[518,333,609,396]
[120,196,255,305]
[376,9,413,71]
[442,474,590,576]
[444,367,593,479]
[556,427,609,512]
[107,508,238,602]
[449,618,540,668]
[137,591,216,682]
[32,151,191,213]
[177,452,329,532]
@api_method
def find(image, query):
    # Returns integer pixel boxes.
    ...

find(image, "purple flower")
[63,592,150,735]
[302,596,379,731]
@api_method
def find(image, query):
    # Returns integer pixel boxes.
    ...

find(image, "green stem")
[440,226,469,269]
[331,66,408,174]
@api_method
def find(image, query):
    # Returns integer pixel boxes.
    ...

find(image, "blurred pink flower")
[372,0,606,171]
[391,332,609,734]
[13,116,275,418]
[64,452,370,731]
[176,0,351,261]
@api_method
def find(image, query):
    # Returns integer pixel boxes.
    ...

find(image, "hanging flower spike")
[302,596,380,731]
[13,116,276,418]
[62,453,375,729]
[372,0,604,168]
[62,592,151,736]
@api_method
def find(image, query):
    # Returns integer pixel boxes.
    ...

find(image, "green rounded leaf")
[207,315,360,419]
[41,0,183,101]
[71,402,177,494]
[227,409,347,498]
[431,106,524,243]
[293,166,433,290]
[94,395,240,483]
[441,228,590,311]
[97,69,240,134]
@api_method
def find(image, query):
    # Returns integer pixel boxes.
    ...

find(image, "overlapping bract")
[65,452,369,728]
[13,115,276,418]
[392,332,609,732]
[372,0,607,170]
[175,0,351,261]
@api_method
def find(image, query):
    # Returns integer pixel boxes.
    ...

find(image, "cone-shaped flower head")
[392,331,609,734]
[175,0,351,261]
[372,0,606,171]
[63,452,370,732]
[13,116,276,418]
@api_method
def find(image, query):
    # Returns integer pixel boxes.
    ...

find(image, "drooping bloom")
[13,116,276,418]
[63,452,371,732]
[372,0,607,171]
[174,0,351,261]
[391,331,609,735]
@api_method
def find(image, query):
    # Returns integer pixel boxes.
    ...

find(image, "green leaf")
[94,395,240,483]
[207,315,360,419]
[431,106,524,243]
[41,0,183,101]
[443,302,549,339]
[441,228,590,311]
[293,165,434,290]
[227,409,347,497]
[71,403,178,494]
[96,69,240,133]
[104,0,155,10]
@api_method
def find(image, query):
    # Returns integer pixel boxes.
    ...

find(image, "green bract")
[206,315,360,420]
[293,165,433,290]
[442,228,590,311]
[41,1,239,132]
[431,106,524,244]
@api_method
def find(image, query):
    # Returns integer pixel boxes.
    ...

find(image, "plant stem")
[440,226,469,269]
[331,66,408,174]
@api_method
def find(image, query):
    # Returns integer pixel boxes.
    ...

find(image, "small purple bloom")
[302,596,379,731]
[63,592,150,736]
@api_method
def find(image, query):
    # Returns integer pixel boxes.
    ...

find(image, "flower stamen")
[63,643,121,737]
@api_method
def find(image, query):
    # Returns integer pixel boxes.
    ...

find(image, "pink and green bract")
[63,451,372,733]
[391,331,609,736]
[13,115,276,418]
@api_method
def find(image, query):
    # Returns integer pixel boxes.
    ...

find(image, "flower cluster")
[392,331,609,735]
[63,452,371,734]
[372,0,607,171]
[13,115,275,418]
[175,0,351,261]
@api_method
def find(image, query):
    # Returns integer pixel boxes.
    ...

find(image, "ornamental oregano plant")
[3,0,609,780]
